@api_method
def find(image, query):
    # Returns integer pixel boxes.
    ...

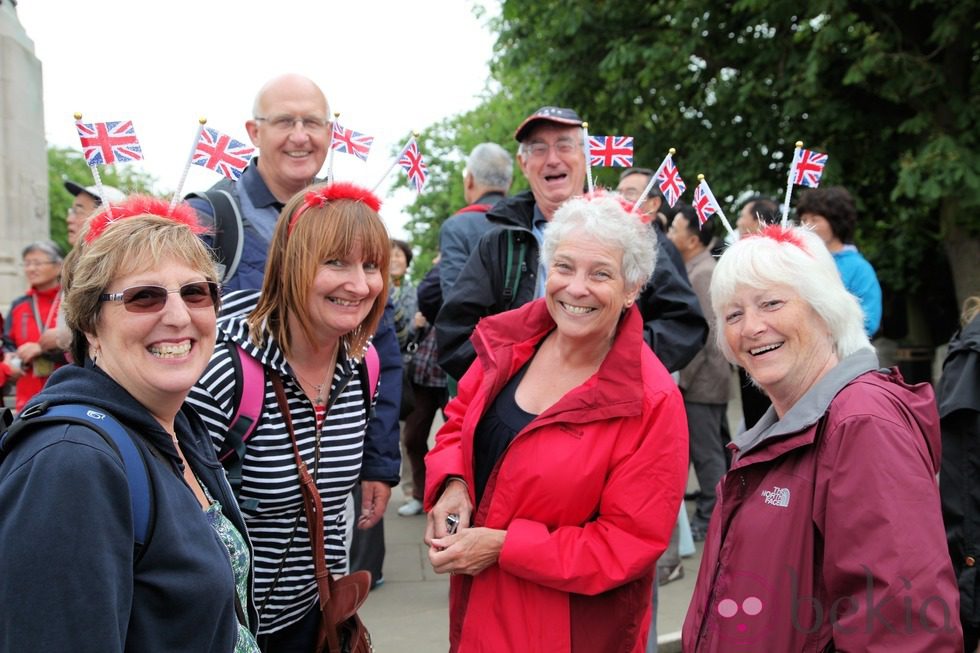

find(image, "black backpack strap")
[186,189,245,285]
[501,230,528,310]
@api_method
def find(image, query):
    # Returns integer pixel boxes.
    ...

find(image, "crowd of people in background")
[1,74,976,653]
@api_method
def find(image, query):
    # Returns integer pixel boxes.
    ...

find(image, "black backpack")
[185,187,245,285]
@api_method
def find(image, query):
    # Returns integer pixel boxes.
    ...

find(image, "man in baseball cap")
[436,105,707,380]
[63,179,125,246]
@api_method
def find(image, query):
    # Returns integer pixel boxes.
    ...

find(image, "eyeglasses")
[524,140,579,159]
[99,282,219,313]
[253,115,329,132]
[21,260,57,269]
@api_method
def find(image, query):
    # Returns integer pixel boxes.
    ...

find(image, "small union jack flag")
[398,138,428,192]
[331,122,374,162]
[792,148,828,188]
[588,135,634,167]
[657,156,686,208]
[76,120,143,166]
[693,179,721,228]
[192,127,255,181]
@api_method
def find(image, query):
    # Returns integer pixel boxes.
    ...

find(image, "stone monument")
[0,0,48,314]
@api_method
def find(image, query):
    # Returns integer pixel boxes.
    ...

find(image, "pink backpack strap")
[365,344,380,399]
[221,344,265,462]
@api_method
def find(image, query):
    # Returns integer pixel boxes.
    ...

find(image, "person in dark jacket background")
[436,106,706,381]
[683,225,961,651]
[940,296,980,652]
[0,198,259,651]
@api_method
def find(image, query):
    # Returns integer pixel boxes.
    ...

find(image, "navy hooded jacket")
[0,363,257,651]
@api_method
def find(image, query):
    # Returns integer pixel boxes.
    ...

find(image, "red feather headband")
[287,181,383,236]
[585,188,653,224]
[746,224,809,252]
[84,195,206,243]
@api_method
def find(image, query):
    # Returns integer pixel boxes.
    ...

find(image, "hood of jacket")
[938,313,980,417]
[733,347,943,472]
[7,361,191,463]
[470,298,648,422]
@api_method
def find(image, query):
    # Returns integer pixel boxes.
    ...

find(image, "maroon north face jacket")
[683,351,962,651]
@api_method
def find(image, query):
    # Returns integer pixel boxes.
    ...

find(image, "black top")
[473,360,536,508]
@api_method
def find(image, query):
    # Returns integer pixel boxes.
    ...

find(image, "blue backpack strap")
[5,404,151,547]
[219,344,265,512]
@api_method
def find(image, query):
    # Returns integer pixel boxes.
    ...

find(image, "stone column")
[0,0,47,315]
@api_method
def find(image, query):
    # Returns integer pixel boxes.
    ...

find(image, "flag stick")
[169,118,206,213]
[634,148,674,212]
[372,131,416,193]
[75,112,114,220]
[582,122,594,194]
[326,112,340,184]
[780,141,803,227]
[698,174,735,237]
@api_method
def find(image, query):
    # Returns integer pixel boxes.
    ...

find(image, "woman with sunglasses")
[0,197,260,652]
[188,181,389,651]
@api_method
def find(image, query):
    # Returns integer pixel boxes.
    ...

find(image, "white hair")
[542,193,657,289]
[710,225,872,361]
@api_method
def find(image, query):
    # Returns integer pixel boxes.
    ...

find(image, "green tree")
[406,0,979,343]
[47,146,157,252]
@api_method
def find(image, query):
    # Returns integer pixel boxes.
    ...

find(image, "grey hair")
[22,240,64,262]
[465,143,513,190]
[542,194,657,289]
[710,225,871,361]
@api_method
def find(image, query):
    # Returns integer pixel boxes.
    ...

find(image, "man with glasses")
[188,73,331,292]
[436,106,707,380]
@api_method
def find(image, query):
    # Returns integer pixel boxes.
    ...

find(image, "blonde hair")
[63,215,219,364]
[247,184,390,359]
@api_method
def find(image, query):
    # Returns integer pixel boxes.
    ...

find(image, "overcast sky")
[15,0,498,237]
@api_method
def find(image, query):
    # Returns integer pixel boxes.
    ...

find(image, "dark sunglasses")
[99,281,220,313]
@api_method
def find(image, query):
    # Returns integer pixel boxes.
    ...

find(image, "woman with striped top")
[188,182,390,651]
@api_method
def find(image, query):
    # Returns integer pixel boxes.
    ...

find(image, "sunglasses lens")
[122,286,169,312]
[180,282,218,307]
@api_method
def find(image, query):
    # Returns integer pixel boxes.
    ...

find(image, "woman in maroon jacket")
[683,225,961,651]
[423,193,689,652]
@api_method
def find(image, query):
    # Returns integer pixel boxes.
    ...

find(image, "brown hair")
[62,215,219,364]
[247,183,391,359]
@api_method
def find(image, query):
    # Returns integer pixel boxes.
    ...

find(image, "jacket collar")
[472,299,646,422]
[733,348,879,459]
[485,190,536,230]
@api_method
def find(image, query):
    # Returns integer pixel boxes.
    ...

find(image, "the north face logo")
[760,486,790,507]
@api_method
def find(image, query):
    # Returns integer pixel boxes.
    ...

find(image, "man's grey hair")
[466,143,513,191]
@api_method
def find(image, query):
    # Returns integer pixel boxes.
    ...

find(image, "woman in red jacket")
[424,193,689,652]
[3,240,65,412]
[683,225,961,651]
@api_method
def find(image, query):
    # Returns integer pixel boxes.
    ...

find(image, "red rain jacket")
[425,299,688,652]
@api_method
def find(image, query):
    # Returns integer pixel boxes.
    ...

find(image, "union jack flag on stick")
[76,119,143,166]
[331,122,374,162]
[655,150,686,208]
[781,141,829,226]
[693,175,735,237]
[397,137,428,192]
[192,126,255,180]
[588,136,634,167]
